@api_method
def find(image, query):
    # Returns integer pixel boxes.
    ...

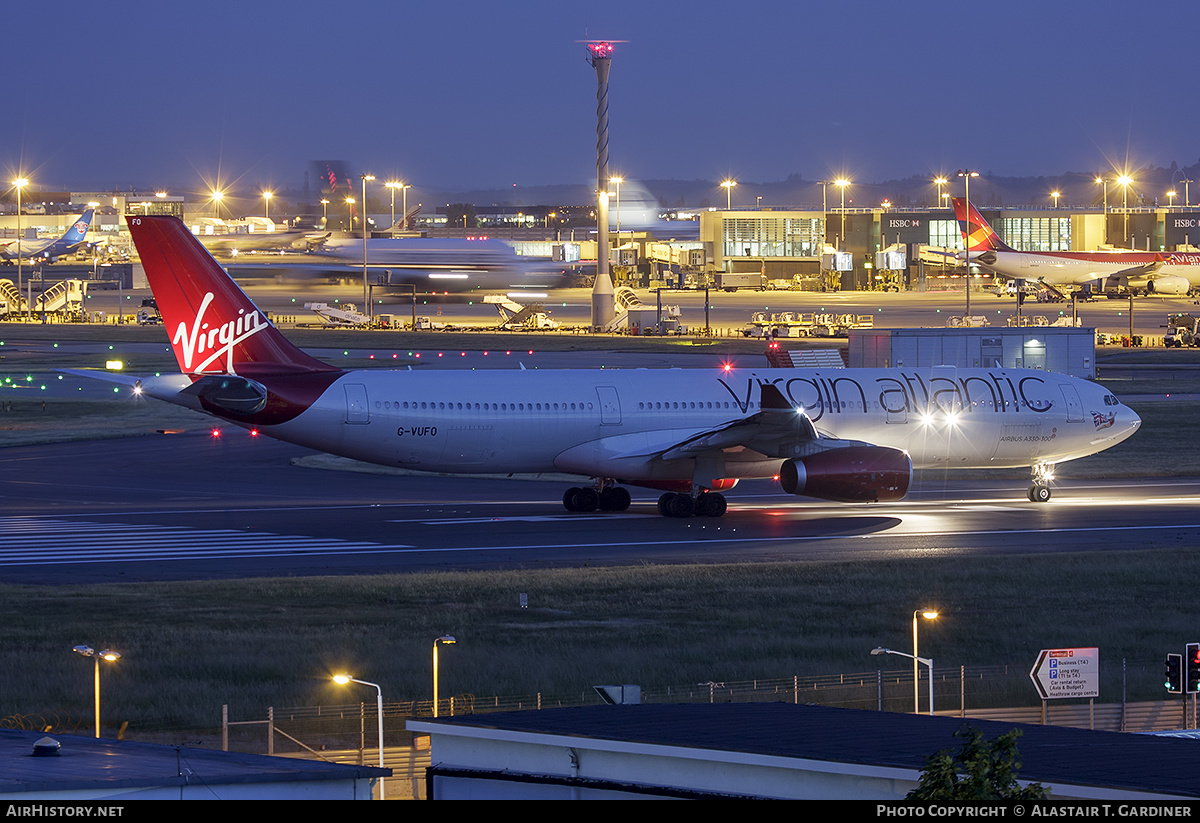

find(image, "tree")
[906,726,1049,801]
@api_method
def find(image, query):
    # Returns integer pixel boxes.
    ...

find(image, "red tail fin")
[950,197,1012,253]
[126,216,338,376]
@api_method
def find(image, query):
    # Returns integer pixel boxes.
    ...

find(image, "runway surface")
[2,432,1196,584]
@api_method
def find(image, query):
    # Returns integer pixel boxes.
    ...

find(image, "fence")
[220,658,1191,759]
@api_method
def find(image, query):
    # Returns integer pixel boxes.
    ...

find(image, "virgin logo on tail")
[174,291,267,374]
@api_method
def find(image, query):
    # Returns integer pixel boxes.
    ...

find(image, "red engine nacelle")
[778,446,912,503]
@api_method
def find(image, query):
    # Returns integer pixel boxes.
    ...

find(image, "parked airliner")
[953,197,1200,295]
[120,215,1140,516]
[0,209,94,263]
[221,236,565,293]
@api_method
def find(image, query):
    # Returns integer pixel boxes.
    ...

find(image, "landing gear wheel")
[563,487,599,512]
[657,493,676,516]
[599,487,631,512]
[1028,484,1051,503]
[695,492,727,517]
[573,487,599,512]
[667,493,695,518]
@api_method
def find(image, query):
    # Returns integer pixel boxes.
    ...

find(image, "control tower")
[586,41,617,329]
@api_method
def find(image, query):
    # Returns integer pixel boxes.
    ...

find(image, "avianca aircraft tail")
[951,197,1014,253]
[125,215,339,378]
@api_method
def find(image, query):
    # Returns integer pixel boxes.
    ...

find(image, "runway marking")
[0,518,413,567]
[2,513,1198,569]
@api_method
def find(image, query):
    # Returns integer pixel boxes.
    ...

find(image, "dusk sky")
[5,0,1198,197]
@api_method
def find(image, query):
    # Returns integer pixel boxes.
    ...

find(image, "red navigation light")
[722,361,734,372]
[369,354,375,360]
[528,350,534,355]
[210,428,221,438]
[506,350,512,355]
[438,352,443,357]
[249,428,260,437]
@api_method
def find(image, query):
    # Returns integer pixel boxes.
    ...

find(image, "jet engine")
[1146,276,1190,296]
[778,446,912,503]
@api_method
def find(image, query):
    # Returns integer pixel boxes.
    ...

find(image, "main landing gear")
[560,484,729,517]
[563,485,631,512]
[1027,463,1054,503]
[657,491,728,518]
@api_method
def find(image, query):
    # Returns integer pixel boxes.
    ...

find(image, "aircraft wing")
[658,383,817,461]
[586,383,819,464]
[1069,262,1160,286]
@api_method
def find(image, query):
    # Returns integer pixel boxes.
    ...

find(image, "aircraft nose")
[1120,404,1142,439]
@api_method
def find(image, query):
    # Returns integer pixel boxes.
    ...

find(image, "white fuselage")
[978,249,1200,288]
[146,366,1140,487]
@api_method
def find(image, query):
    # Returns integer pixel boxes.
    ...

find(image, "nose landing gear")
[1027,463,1055,502]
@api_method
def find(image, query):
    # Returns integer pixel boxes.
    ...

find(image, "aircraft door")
[596,385,621,425]
[1059,384,1083,422]
[344,383,370,424]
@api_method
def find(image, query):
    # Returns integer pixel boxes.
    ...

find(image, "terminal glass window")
[928,219,964,250]
[722,216,824,257]
[1000,217,1071,251]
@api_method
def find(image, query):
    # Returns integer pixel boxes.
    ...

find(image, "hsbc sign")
[1167,216,1200,246]
[887,219,922,228]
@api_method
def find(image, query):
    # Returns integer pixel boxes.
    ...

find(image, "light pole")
[433,635,456,718]
[609,176,623,240]
[1051,191,1060,209]
[385,181,400,228]
[871,647,934,715]
[957,169,979,315]
[1118,175,1133,247]
[211,190,223,219]
[401,185,410,230]
[345,196,355,232]
[360,174,375,317]
[72,645,120,738]
[1168,190,1177,208]
[320,199,330,226]
[914,609,938,713]
[333,674,385,799]
[262,191,272,220]
[934,176,948,207]
[12,178,27,319]
[721,179,736,210]
[834,178,850,249]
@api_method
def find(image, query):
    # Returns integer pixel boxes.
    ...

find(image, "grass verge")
[0,549,1196,734]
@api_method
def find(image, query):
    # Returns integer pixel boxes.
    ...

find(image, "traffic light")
[1165,653,1182,693]
[1186,644,1200,693]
